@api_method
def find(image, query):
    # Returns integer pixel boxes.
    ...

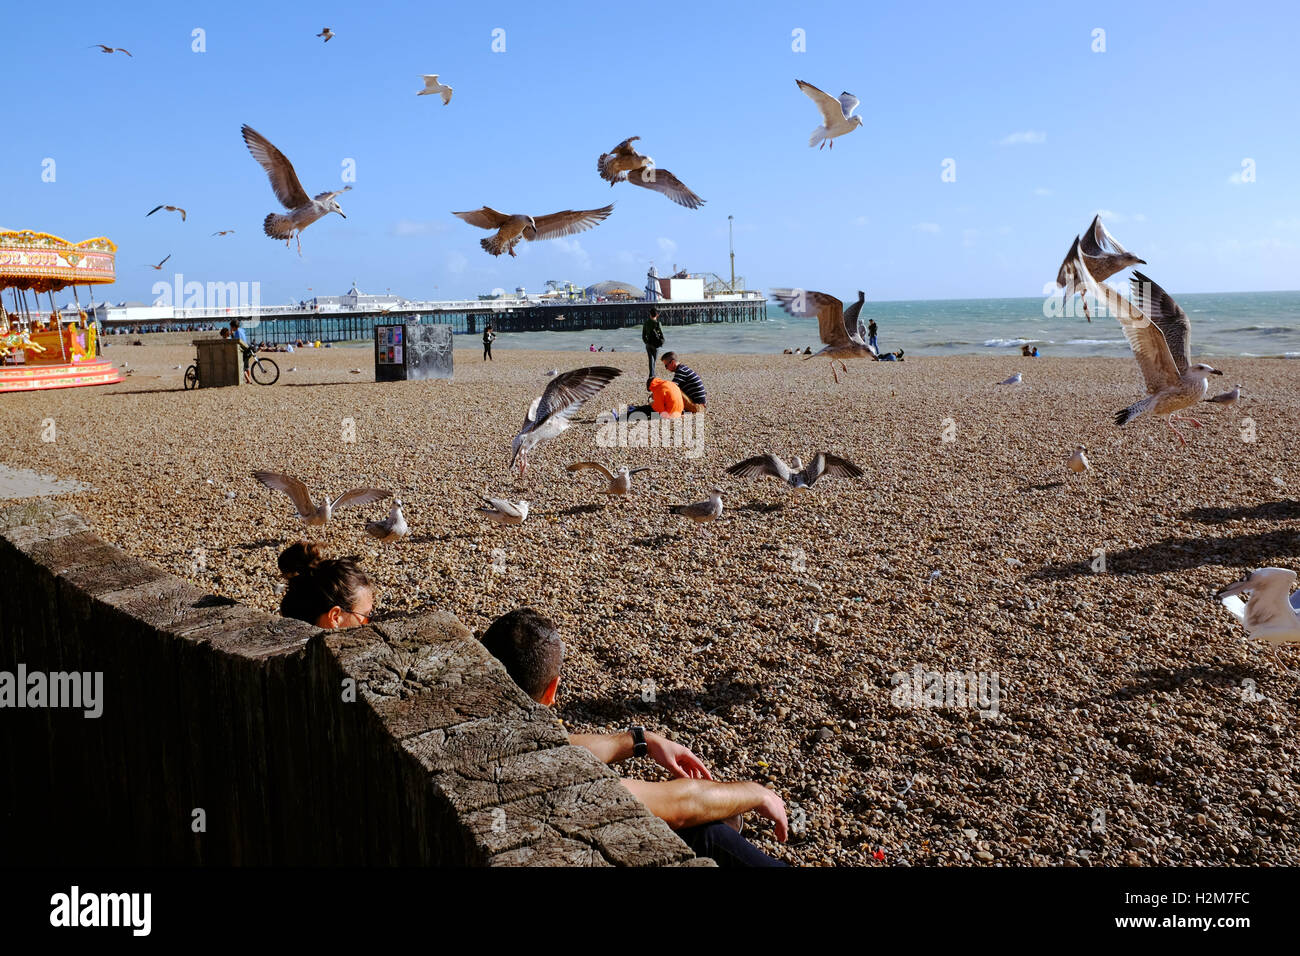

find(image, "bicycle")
[183,347,280,388]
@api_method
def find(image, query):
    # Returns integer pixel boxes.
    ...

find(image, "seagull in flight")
[510,366,622,475]
[796,79,862,149]
[453,204,614,258]
[252,471,390,526]
[566,462,652,496]
[211,230,235,237]
[769,288,872,381]
[1056,215,1145,321]
[1073,259,1222,445]
[145,254,172,271]
[727,452,863,491]
[478,497,530,525]
[1216,568,1300,672]
[417,75,453,104]
[91,44,132,56]
[242,125,351,255]
[365,498,409,543]
[316,28,335,42]
[596,137,706,209]
[147,205,186,222]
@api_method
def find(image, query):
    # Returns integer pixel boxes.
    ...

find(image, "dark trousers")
[676,822,789,867]
[646,346,658,377]
[483,343,492,361]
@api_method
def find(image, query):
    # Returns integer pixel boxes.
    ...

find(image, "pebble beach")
[2,340,1298,866]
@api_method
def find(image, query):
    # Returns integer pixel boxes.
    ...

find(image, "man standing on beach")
[661,351,707,412]
[230,319,252,384]
[481,608,789,867]
[867,318,878,354]
[482,324,496,362]
[642,307,664,378]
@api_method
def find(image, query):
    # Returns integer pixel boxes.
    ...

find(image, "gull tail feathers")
[808,127,828,148]
[480,235,509,257]
[263,213,295,240]
[1114,395,1157,427]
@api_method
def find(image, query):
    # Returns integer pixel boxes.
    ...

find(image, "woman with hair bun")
[277,541,375,629]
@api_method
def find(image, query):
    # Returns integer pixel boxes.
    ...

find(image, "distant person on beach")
[625,376,684,420]
[867,319,878,353]
[642,307,664,377]
[482,608,789,867]
[277,542,374,629]
[230,319,252,383]
[803,346,812,355]
[877,349,905,362]
[482,324,496,361]
[661,351,707,412]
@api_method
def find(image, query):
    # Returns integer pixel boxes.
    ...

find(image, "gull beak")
[338,211,347,219]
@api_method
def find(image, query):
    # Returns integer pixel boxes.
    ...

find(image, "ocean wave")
[982,338,1036,347]
[1226,326,1293,335]
[1065,338,1124,345]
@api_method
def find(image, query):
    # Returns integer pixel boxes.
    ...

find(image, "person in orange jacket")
[624,376,684,420]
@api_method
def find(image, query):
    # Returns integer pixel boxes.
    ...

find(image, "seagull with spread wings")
[1216,568,1300,673]
[211,230,235,237]
[417,75,453,104]
[241,124,351,255]
[596,137,705,209]
[566,461,652,496]
[252,471,390,526]
[92,44,132,56]
[769,288,872,381]
[796,79,862,149]
[145,254,172,271]
[316,28,335,42]
[510,366,622,475]
[1073,261,1223,444]
[147,204,186,222]
[727,452,863,491]
[453,204,614,258]
[1055,215,1145,321]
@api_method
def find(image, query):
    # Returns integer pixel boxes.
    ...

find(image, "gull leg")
[830,361,840,384]
[1166,418,1188,447]
[1081,299,1091,323]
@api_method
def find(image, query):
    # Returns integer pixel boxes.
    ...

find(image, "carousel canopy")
[0,229,116,293]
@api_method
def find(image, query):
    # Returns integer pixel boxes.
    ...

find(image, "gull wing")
[452,207,512,230]
[597,137,643,182]
[1129,272,1191,375]
[314,186,352,203]
[253,470,316,517]
[527,204,615,240]
[329,487,392,511]
[805,452,864,485]
[1220,592,1248,624]
[838,92,860,119]
[769,288,851,349]
[627,167,706,209]
[842,290,867,342]
[727,454,792,482]
[567,461,615,481]
[526,366,622,435]
[241,125,311,210]
[483,497,523,519]
[796,79,847,128]
[1074,255,1180,393]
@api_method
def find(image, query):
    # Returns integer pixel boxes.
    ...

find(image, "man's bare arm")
[569,732,632,764]
[620,778,787,841]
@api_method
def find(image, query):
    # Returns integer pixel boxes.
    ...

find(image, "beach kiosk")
[374,322,453,382]
[0,229,122,392]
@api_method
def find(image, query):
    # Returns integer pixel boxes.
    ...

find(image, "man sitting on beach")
[482,608,789,867]
[877,349,905,362]
[624,376,684,420]
[660,351,707,412]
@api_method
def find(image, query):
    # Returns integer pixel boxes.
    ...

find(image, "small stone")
[813,727,834,743]
[974,850,994,862]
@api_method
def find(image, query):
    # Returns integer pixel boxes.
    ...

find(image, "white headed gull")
[242,125,351,255]
[1206,384,1243,407]
[510,366,621,474]
[1066,446,1090,473]
[479,497,529,525]
[417,74,453,104]
[999,372,1023,385]
[365,498,409,542]
[566,462,652,496]
[252,471,390,525]
[796,79,862,149]
[769,289,872,381]
[1216,568,1300,671]
[727,452,863,491]
[669,488,724,523]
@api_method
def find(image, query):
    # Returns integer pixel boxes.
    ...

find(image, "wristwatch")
[629,725,648,758]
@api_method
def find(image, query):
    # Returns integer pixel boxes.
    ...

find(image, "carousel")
[1,229,123,392]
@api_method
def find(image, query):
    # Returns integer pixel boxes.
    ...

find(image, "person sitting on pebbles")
[277,541,374,628]
[622,376,685,421]
[482,607,790,867]
[660,351,707,413]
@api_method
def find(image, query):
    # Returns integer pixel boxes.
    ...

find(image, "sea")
[444,290,1300,359]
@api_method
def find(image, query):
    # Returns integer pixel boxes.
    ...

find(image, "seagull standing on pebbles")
[769,288,872,381]
[567,462,652,496]
[417,75,453,104]
[999,372,1023,385]
[365,498,409,542]
[1216,568,1300,672]
[1074,261,1223,445]
[252,471,390,526]
[242,124,352,255]
[478,497,530,525]
[669,488,723,523]
[1206,384,1243,407]
[453,204,615,258]
[796,79,863,149]
[596,136,706,209]
[1066,446,1090,473]
[510,366,622,475]
[727,452,863,491]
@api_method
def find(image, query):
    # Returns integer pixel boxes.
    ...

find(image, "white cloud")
[657,237,677,258]
[914,222,941,234]
[1033,187,1052,196]
[999,130,1047,146]
[552,238,592,271]
[1095,209,1144,225]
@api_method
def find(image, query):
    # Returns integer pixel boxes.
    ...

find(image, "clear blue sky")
[4,0,1297,305]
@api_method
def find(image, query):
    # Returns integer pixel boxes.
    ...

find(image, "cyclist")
[230,319,252,383]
